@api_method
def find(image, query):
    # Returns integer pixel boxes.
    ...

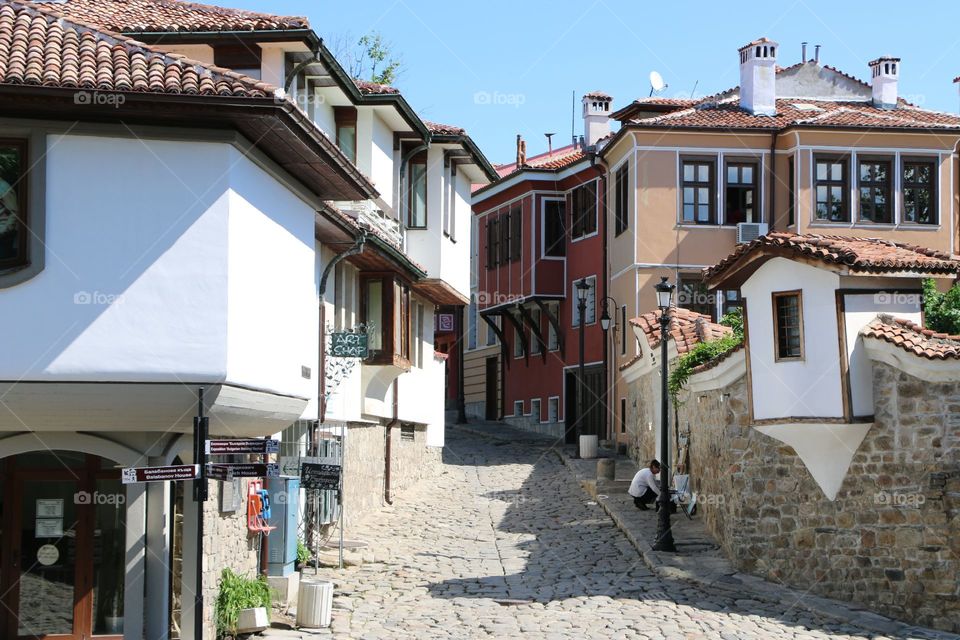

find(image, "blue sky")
[242,1,960,163]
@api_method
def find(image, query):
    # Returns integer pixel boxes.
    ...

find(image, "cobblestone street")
[317,428,948,639]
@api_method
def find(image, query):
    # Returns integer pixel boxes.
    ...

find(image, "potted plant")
[215,568,273,638]
[296,538,312,571]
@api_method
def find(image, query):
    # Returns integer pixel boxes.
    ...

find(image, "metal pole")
[193,388,209,640]
[338,425,346,570]
[653,311,676,552]
[456,305,467,424]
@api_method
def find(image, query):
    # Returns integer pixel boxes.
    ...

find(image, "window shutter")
[500,212,510,265]
[511,207,522,261]
[486,219,493,268]
[585,182,597,234]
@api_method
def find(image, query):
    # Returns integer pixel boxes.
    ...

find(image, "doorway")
[0,452,125,640]
[565,365,605,443]
[484,357,499,420]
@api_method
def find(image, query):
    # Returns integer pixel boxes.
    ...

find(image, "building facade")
[602,37,960,446]
[470,94,614,440]
[0,1,494,638]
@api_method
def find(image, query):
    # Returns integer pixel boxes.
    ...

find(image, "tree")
[922,278,960,334]
[331,30,402,86]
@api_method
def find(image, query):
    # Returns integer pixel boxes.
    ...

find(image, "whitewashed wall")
[742,257,843,420]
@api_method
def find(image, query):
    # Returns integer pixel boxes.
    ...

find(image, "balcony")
[334,199,404,248]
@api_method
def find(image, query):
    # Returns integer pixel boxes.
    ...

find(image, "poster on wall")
[436,313,455,333]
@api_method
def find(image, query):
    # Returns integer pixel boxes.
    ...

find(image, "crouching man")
[628,459,661,510]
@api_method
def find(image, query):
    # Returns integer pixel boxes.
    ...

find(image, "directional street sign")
[301,462,341,491]
[206,464,234,482]
[122,464,200,484]
[208,463,279,479]
[205,439,279,455]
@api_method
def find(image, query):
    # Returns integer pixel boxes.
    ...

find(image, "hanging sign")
[122,464,200,484]
[206,464,234,482]
[329,332,368,358]
[205,439,279,455]
[300,462,341,491]
[208,463,279,479]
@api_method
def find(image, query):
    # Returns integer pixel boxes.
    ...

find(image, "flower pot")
[236,607,269,634]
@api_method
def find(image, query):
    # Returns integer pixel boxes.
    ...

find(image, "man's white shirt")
[628,467,660,498]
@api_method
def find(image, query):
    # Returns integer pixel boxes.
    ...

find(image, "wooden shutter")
[584,181,597,234]
[511,207,522,261]
[500,212,510,265]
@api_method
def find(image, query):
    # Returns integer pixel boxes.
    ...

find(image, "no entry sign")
[121,464,200,484]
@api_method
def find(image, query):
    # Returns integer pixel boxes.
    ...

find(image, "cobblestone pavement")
[317,428,943,640]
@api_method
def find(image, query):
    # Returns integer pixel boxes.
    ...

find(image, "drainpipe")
[385,379,399,505]
[318,231,366,427]
[768,131,779,232]
[589,149,611,441]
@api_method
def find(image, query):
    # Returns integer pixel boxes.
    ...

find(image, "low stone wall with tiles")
[626,360,960,632]
[340,422,442,531]
[503,414,565,439]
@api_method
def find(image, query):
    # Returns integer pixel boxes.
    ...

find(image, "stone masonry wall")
[626,361,960,633]
[341,422,442,531]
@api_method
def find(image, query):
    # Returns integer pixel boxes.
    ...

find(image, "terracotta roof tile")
[424,120,465,136]
[47,0,307,33]
[353,78,398,95]
[491,143,587,180]
[629,307,733,354]
[624,97,960,132]
[704,232,960,285]
[0,0,274,97]
[861,314,960,360]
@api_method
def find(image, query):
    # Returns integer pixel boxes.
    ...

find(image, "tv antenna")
[649,70,667,97]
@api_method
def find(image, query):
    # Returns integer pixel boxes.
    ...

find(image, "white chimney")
[582,92,612,147]
[869,56,900,110]
[738,38,778,116]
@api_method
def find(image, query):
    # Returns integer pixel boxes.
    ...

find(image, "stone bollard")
[597,458,616,482]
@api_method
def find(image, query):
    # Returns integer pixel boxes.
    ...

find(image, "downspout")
[318,231,367,427]
[768,130,779,232]
[385,379,399,505]
[590,149,611,441]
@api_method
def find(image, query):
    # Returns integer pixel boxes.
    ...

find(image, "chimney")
[581,92,612,147]
[738,37,778,116]
[516,134,526,166]
[801,41,808,63]
[814,44,821,63]
[869,56,900,110]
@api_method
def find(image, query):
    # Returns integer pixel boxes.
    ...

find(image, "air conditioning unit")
[736,222,769,244]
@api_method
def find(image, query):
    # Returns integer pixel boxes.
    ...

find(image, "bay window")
[361,274,412,367]
[333,107,357,164]
[902,159,937,224]
[407,152,427,228]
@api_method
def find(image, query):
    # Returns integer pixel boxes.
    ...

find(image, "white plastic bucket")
[296,579,334,628]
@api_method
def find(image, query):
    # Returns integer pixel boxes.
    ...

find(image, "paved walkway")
[270,423,954,640]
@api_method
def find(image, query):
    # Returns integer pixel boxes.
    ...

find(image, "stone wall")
[341,421,442,531]
[626,360,960,633]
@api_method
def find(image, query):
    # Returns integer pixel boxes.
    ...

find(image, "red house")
[470,93,614,442]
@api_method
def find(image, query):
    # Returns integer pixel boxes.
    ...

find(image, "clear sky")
[240,0,960,164]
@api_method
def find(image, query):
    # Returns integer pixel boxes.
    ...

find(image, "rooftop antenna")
[544,133,556,157]
[690,80,699,99]
[571,90,576,146]
[649,70,667,97]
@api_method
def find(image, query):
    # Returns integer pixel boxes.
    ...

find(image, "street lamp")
[575,278,591,454]
[653,276,677,553]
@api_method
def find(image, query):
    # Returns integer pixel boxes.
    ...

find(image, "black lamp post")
[599,296,619,442]
[574,278,591,452]
[652,276,677,552]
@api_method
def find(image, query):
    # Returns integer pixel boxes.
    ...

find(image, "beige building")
[600,37,960,445]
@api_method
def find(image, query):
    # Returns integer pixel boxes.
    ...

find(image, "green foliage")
[667,307,744,403]
[357,31,401,85]
[297,538,312,566]
[215,568,272,638]
[922,278,960,335]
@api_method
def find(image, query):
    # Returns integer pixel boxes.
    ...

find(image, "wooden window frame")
[406,151,428,229]
[772,290,804,362]
[570,181,597,240]
[510,205,522,261]
[614,163,629,236]
[486,218,499,269]
[0,138,28,273]
[499,210,510,265]
[857,156,893,224]
[901,157,938,225]
[723,159,758,225]
[333,106,358,164]
[813,155,850,223]
[542,199,566,257]
[359,273,412,368]
[680,157,716,225]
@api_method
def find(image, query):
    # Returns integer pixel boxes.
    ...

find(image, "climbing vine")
[667,308,744,403]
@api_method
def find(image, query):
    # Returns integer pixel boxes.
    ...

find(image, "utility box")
[267,477,299,577]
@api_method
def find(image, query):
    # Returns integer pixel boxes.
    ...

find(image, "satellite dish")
[649,70,667,97]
